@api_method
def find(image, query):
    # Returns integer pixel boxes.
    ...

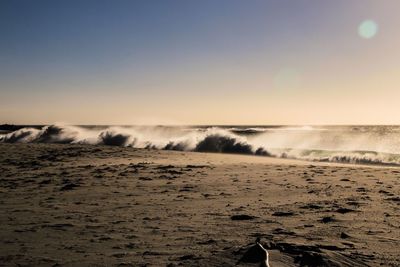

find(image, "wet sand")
[0,143,399,266]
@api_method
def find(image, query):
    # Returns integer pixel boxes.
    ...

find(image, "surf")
[1,124,400,166]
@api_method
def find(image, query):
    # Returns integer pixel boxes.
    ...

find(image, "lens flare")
[358,20,378,39]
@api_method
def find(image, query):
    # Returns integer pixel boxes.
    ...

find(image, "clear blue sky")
[1,0,399,124]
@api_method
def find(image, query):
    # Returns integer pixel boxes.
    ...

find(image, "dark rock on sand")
[236,238,269,265]
[321,216,336,223]
[336,208,356,214]
[231,215,256,220]
[178,254,197,260]
[272,211,295,217]
[60,183,79,191]
[340,232,351,239]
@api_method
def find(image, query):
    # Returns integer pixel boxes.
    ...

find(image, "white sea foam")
[1,125,400,165]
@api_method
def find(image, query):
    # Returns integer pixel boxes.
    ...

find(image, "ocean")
[1,124,400,166]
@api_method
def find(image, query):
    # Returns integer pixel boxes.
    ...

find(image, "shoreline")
[1,142,398,169]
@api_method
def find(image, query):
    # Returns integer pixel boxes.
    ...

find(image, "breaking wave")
[1,124,400,166]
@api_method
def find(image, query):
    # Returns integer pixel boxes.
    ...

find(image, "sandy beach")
[2,0,400,266]
[0,143,399,266]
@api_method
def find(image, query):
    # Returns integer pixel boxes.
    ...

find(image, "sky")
[1,0,400,125]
